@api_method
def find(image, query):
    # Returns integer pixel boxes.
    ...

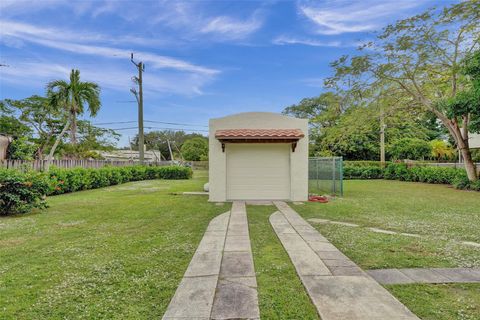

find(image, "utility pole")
[130,53,145,164]
[167,140,174,162]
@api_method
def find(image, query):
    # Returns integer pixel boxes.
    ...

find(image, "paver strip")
[368,268,480,285]
[163,212,230,319]
[272,201,419,320]
[211,201,260,320]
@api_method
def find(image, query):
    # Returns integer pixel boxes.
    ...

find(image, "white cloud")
[0,19,220,96]
[0,20,168,48]
[152,2,264,41]
[200,14,263,40]
[0,61,214,96]
[272,35,343,47]
[0,20,219,75]
[298,0,425,35]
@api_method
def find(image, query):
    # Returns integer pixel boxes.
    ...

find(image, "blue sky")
[0,0,455,146]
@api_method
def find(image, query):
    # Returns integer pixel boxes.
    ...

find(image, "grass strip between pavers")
[247,205,320,319]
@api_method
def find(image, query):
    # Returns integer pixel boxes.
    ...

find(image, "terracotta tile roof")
[215,128,304,139]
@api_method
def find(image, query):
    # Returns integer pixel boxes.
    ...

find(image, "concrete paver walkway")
[163,212,230,319]
[272,201,419,320]
[368,267,480,285]
[211,201,260,320]
[163,202,259,320]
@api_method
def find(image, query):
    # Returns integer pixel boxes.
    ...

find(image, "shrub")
[344,161,386,168]
[156,166,193,179]
[452,175,471,190]
[0,169,51,215]
[384,163,410,181]
[469,180,480,191]
[1,165,192,215]
[384,163,470,187]
[344,166,383,179]
[47,165,192,194]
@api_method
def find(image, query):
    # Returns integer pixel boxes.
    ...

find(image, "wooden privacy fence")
[0,159,172,172]
[0,159,209,171]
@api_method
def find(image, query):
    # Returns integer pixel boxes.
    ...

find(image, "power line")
[94,121,137,125]
[105,126,208,132]
[145,120,207,127]
[94,120,208,127]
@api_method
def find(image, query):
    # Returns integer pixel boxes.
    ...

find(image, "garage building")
[208,112,308,202]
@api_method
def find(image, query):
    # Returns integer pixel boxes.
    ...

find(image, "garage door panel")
[226,144,290,200]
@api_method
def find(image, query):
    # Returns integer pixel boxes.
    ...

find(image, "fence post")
[332,158,336,195]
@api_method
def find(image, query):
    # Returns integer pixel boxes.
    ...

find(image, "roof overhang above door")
[215,129,304,152]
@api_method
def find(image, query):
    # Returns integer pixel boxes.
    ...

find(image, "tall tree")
[131,130,205,160]
[47,69,101,144]
[3,96,64,159]
[283,91,437,159]
[327,1,480,180]
[181,137,208,161]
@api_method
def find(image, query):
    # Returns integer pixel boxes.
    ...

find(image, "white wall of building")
[208,112,308,202]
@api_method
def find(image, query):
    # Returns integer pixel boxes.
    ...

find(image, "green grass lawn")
[2,176,479,319]
[294,179,480,320]
[247,205,319,319]
[387,283,480,320]
[295,180,480,269]
[0,171,228,319]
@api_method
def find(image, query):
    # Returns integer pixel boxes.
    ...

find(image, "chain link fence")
[309,157,343,196]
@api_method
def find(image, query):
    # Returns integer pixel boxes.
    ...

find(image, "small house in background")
[0,134,12,160]
[208,112,308,202]
[469,133,480,149]
[97,149,163,162]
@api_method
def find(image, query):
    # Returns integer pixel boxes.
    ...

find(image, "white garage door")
[226,144,291,200]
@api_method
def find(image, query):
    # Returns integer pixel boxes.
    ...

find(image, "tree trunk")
[459,142,478,181]
[45,120,70,171]
[434,114,478,181]
[70,110,77,144]
[36,147,44,160]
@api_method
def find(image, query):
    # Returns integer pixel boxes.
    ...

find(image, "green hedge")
[344,161,387,168]
[0,165,192,215]
[48,165,192,195]
[344,166,384,179]
[343,163,479,191]
[383,163,478,190]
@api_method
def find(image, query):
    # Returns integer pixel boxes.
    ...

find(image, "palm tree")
[430,140,455,162]
[47,69,101,144]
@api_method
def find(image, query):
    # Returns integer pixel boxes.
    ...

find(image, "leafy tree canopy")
[1,95,116,160]
[181,137,208,161]
[325,0,479,179]
[131,130,205,160]
[389,138,432,160]
[284,92,442,160]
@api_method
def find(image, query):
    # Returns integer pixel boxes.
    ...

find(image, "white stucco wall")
[208,112,309,202]
[469,133,480,149]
